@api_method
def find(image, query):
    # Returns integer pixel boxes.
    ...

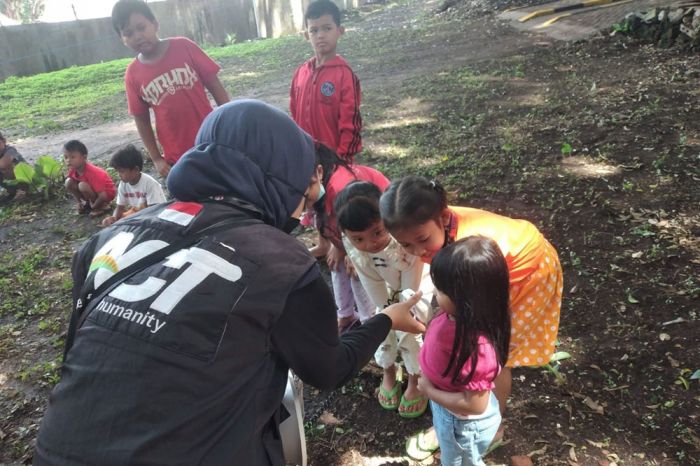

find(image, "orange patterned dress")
[447,206,563,367]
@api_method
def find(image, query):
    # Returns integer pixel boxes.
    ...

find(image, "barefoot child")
[381,176,563,457]
[101,145,166,227]
[335,181,431,418]
[63,140,116,217]
[0,132,28,201]
[417,237,510,466]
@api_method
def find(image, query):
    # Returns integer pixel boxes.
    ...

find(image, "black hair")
[109,144,144,171]
[64,140,88,156]
[430,236,511,386]
[334,181,382,232]
[379,175,448,232]
[112,0,156,35]
[313,143,353,239]
[305,0,341,27]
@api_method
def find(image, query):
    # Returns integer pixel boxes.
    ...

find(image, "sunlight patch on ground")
[368,115,434,131]
[223,71,262,82]
[560,156,622,178]
[0,372,7,387]
[339,449,436,465]
[368,97,435,131]
[369,143,409,158]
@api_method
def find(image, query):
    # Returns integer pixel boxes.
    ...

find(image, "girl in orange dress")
[380,175,563,422]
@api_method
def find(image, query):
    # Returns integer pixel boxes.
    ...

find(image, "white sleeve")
[115,182,127,207]
[144,175,167,205]
[343,238,391,308]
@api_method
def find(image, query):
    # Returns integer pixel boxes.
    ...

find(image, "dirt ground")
[1,0,698,465]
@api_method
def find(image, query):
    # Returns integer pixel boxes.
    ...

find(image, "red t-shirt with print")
[68,163,116,200]
[125,37,221,165]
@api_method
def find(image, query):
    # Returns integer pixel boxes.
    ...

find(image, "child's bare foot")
[77,202,91,214]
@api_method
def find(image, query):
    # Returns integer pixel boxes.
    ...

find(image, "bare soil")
[1,0,698,465]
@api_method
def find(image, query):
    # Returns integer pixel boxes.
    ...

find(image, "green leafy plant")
[561,142,573,155]
[7,156,63,200]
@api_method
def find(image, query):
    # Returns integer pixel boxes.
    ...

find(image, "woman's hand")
[382,291,425,334]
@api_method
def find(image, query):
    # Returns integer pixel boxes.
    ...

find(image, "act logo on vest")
[86,203,242,334]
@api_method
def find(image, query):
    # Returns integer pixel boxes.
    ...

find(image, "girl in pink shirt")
[417,236,510,466]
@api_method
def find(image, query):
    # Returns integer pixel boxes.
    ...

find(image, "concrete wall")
[0,0,363,81]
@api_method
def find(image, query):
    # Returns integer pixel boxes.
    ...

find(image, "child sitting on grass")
[0,132,28,201]
[101,144,166,227]
[64,140,116,217]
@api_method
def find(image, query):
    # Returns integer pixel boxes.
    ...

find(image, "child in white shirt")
[102,145,166,227]
[335,180,433,418]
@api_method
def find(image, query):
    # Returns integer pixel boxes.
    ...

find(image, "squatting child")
[417,237,510,466]
[64,140,116,217]
[0,132,27,201]
[101,144,166,227]
[290,0,363,258]
[112,0,230,178]
[335,181,431,418]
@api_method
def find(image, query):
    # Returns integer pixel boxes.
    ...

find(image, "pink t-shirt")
[323,164,390,248]
[125,37,221,165]
[419,312,500,393]
[68,163,116,201]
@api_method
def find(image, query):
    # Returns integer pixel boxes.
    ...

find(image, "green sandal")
[405,429,439,461]
[377,382,402,410]
[398,394,428,419]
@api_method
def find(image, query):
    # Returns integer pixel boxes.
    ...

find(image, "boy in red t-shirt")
[111,0,230,178]
[63,140,116,217]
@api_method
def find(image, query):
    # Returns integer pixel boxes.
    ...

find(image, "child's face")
[435,288,456,315]
[63,150,86,170]
[120,13,160,56]
[392,212,450,261]
[344,219,391,254]
[305,14,344,57]
[116,167,141,185]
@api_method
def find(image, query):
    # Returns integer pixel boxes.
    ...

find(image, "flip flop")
[378,381,402,410]
[405,429,439,461]
[398,394,428,418]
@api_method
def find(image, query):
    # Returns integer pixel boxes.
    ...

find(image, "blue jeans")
[430,392,501,466]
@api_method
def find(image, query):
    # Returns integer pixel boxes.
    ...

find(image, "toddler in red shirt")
[63,140,116,217]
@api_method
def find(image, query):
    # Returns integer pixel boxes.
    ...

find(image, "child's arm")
[336,71,362,159]
[203,75,230,106]
[346,243,392,308]
[102,205,126,227]
[417,374,490,417]
[133,113,170,178]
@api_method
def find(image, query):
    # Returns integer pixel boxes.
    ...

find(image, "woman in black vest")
[35,100,424,466]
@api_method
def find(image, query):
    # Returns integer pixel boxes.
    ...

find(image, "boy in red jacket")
[290,0,363,257]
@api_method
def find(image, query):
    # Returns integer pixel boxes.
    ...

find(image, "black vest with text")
[35,200,316,465]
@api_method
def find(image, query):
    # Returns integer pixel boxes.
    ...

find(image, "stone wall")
[0,0,364,81]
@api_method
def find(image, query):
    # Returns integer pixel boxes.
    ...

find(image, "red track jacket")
[290,55,362,161]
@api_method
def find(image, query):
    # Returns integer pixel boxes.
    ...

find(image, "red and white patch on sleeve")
[158,202,203,226]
